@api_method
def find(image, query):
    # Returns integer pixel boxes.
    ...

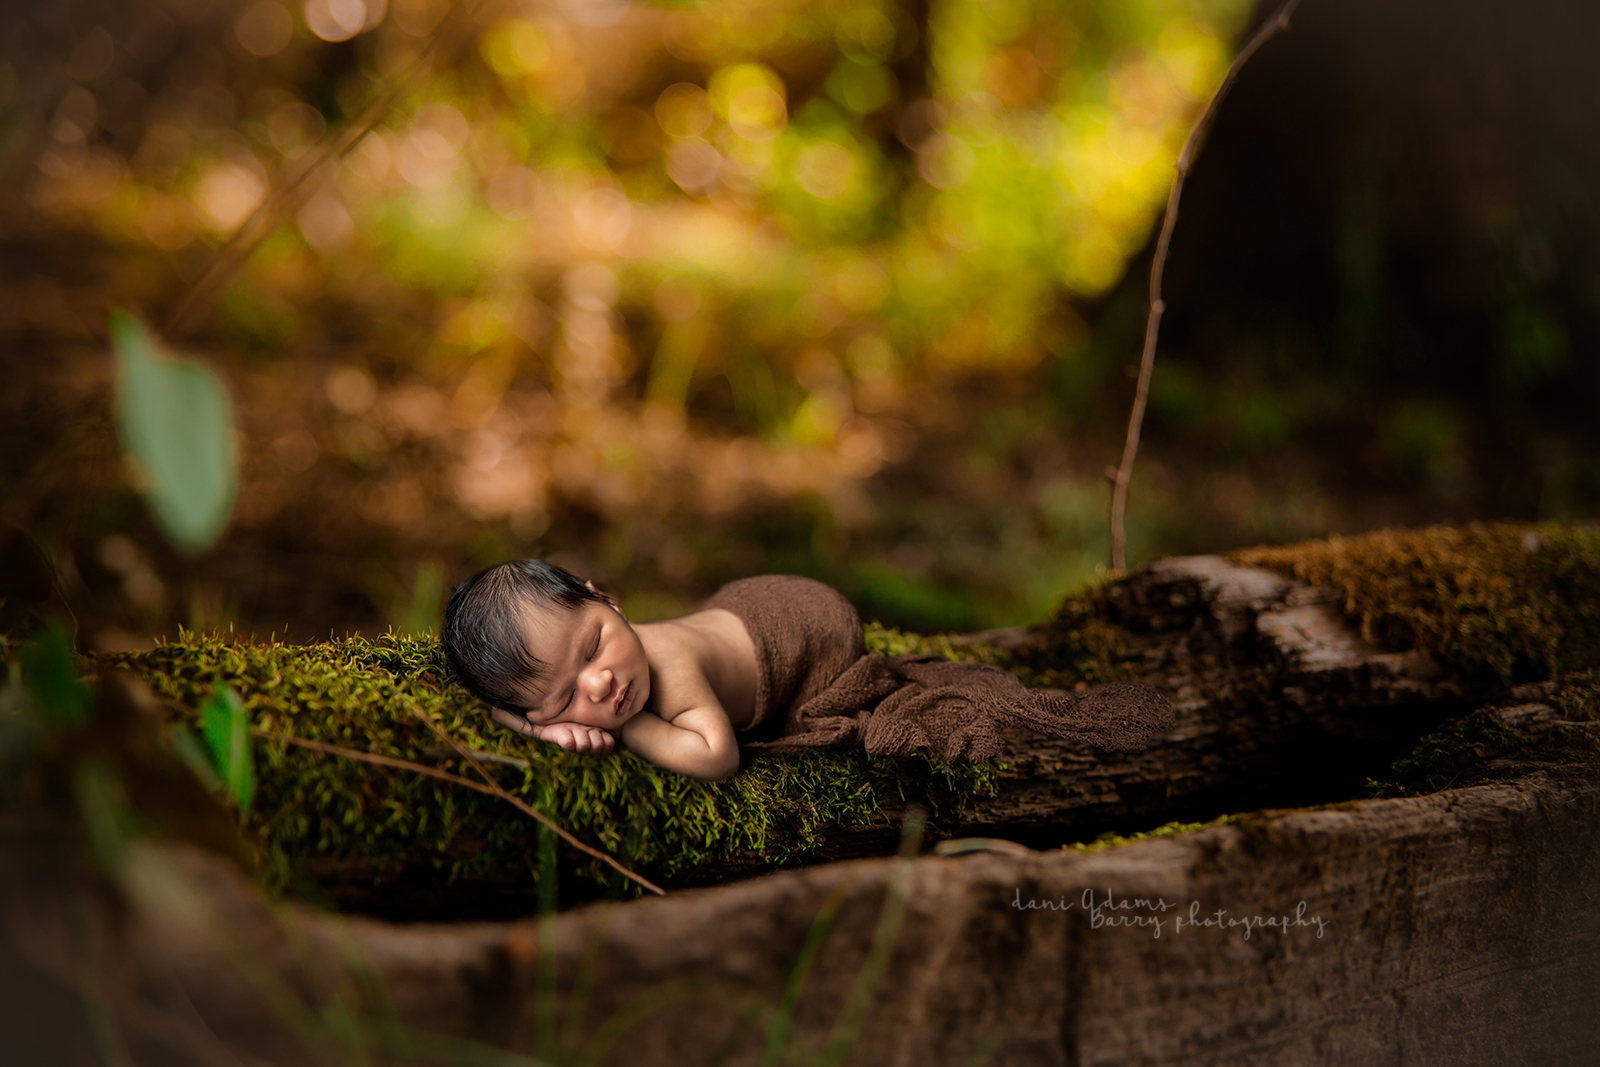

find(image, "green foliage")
[102,630,998,907]
[200,685,255,814]
[72,757,135,874]
[19,619,92,728]
[1234,522,1600,683]
[1380,400,1466,498]
[402,562,445,636]
[110,311,238,553]
[170,723,223,791]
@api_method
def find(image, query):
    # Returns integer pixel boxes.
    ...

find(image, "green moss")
[1234,522,1600,684]
[99,629,997,908]
[862,622,1002,664]
[1367,672,1600,798]
[986,590,1139,689]
[1063,814,1241,854]
[862,592,1135,690]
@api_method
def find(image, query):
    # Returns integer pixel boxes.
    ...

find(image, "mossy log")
[9,524,1600,1064]
[102,523,1600,918]
[794,522,1600,864]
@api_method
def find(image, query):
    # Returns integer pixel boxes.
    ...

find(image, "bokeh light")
[12,0,1262,631]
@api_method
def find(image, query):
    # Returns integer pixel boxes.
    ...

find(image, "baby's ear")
[585,579,622,611]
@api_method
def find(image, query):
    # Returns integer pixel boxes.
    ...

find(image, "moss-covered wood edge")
[1233,522,1600,799]
[96,622,1010,912]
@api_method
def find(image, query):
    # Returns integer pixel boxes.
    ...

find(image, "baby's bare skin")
[489,584,759,779]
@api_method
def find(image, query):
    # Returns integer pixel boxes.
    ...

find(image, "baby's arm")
[487,702,736,778]
[490,707,615,755]
[618,704,739,780]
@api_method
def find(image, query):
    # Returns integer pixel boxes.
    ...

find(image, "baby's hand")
[491,707,614,756]
[536,721,615,755]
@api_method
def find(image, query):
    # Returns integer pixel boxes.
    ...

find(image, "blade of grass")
[574,979,754,1067]
[758,882,854,1067]
[534,824,561,1061]
[815,809,926,1067]
[556,916,613,1063]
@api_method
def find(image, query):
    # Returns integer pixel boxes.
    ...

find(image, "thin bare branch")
[407,706,667,896]
[254,728,500,796]
[1108,0,1304,572]
[258,722,666,897]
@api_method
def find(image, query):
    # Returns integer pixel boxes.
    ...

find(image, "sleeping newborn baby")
[442,559,757,779]
[442,560,1173,780]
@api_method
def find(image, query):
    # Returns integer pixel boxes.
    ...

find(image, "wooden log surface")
[969,554,1469,831]
[6,763,1595,1066]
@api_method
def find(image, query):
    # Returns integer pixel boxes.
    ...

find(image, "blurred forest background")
[1,0,1596,649]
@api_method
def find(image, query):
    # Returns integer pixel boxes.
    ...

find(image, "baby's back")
[700,575,865,738]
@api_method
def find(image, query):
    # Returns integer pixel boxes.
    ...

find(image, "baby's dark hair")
[441,559,607,709]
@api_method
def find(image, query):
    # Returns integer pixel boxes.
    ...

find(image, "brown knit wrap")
[703,575,1172,763]
[702,575,866,740]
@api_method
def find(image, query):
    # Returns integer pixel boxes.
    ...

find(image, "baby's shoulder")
[633,607,758,726]
[637,613,737,681]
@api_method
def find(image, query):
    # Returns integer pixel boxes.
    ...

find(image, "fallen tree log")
[98,523,1599,917]
[7,523,1599,1062]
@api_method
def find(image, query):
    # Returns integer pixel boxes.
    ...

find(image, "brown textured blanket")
[702,575,1172,763]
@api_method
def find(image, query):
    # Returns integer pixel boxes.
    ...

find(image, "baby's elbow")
[702,742,741,780]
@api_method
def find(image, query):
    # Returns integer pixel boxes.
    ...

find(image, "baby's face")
[503,595,651,733]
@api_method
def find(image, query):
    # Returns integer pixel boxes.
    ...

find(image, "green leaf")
[110,310,238,553]
[171,723,223,790]
[200,685,254,814]
[19,619,92,728]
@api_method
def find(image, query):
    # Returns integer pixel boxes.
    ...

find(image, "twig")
[420,744,532,770]
[253,728,499,795]
[160,2,490,341]
[1107,0,1303,572]
[5,521,81,645]
[406,707,667,896]
[257,723,665,896]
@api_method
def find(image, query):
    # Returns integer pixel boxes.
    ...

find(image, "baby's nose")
[584,667,614,700]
